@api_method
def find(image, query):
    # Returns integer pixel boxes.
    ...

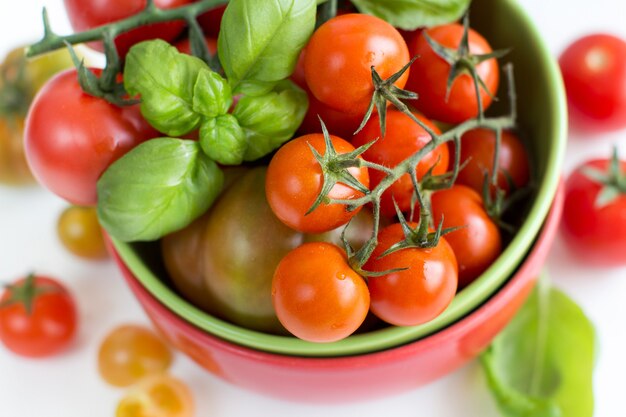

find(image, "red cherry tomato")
[196,4,227,38]
[365,223,458,326]
[431,185,502,288]
[266,133,370,233]
[561,158,626,266]
[304,13,410,116]
[457,128,530,194]
[559,34,626,132]
[64,0,191,58]
[24,69,157,206]
[272,242,370,342]
[406,24,499,124]
[352,110,449,217]
[0,274,77,358]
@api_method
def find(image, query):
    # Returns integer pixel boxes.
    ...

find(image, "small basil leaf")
[199,114,247,166]
[233,80,308,161]
[481,278,595,417]
[97,138,224,242]
[124,40,208,136]
[218,0,316,92]
[351,0,470,30]
[193,68,233,118]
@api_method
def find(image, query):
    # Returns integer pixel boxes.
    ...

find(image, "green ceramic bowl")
[111,0,566,357]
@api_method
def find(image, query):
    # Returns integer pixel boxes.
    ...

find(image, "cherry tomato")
[63,0,191,58]
[352,110,448,217]
[266,133,370,233]
[24,69,157,206]
[0,46,74,185]
[406,24,499,124]
[457,128,530,194]
[431,185,502,288]
[559,34,626,132]
[98,324,172,387]
[561,157,626,266]
[304,13,410,115]
[196,4,227,38]
[272,242,370,342]
[0,274,77,357]
[57,205,109,260]
[116,374,194,417]
[365,223,458,326]
[174,36,217,55]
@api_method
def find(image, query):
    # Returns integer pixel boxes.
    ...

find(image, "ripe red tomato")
[457,128,530,194]
[352,110,449,217]
[64,0,191,58]
[272,242,370,342]
[561,158,626,266]
[0,275,77,357]
[431,185,502,288]
[304,13,410,115]
[406,24,499,124]
[365,223,458,326]
[559,34,626,132]
[196,4,227,38]
[24,69,157,206]
[266,133,370,233]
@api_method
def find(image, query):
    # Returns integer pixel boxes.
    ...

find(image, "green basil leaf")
[97,138,224,242]
[124,40,208,136]
[193,68,233,118]
[233,80,308,161]
[218,0,316,92]
[351,0,471,30]
[199,114,247,165]
[481,278,595,417]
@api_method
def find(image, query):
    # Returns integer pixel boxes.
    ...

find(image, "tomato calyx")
[423,13,510,118]
[306,119,373,214]
[582,147,626,207]
[0,274,60,315]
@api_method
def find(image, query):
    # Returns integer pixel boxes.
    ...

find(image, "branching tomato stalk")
[27,0,229,103]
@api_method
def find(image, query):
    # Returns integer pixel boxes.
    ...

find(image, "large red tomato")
[64,0,192,58]
[24,69,157,206]
[406,24,500,124]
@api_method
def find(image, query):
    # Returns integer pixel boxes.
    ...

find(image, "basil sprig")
[481,278,596,417]
[351,0,471,30]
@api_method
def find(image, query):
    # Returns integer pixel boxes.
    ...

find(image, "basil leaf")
[351,0,470,30]
[97,138,224,242]
[233,80,308,161]
[481,279,595,417]
[199,114,247,165]
[218,0,316,93]
[193,68,233,118]
[124,40,208,136]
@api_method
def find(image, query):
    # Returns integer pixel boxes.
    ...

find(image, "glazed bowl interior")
[111,0,566,357]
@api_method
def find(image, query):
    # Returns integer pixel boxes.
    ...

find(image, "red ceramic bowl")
[111,183,563,403]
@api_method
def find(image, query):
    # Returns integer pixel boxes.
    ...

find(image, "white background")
[1,1,625,416]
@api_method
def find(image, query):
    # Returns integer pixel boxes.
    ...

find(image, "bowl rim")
[110,0,567,357]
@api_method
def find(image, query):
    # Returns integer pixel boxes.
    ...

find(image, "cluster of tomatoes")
[259,12,530,342]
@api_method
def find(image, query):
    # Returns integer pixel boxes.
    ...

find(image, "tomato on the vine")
[98,324,172,387]
[352,110,449,217]
[272,242,370,343]
[431,185,501,288]
[63,0,192,58]
[57,205,109,260]
[365,223,458,326]
[266,133,370,234]
[457,128,530,195]
[406,23,500,124]
[24,69,157,206]
[561,156,626,266]
[0,274,77,357]
[559,34,626,132]
[116,374,194,417]
[304,13,410,115]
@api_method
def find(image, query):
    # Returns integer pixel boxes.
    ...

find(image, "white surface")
[1,1,625,416]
